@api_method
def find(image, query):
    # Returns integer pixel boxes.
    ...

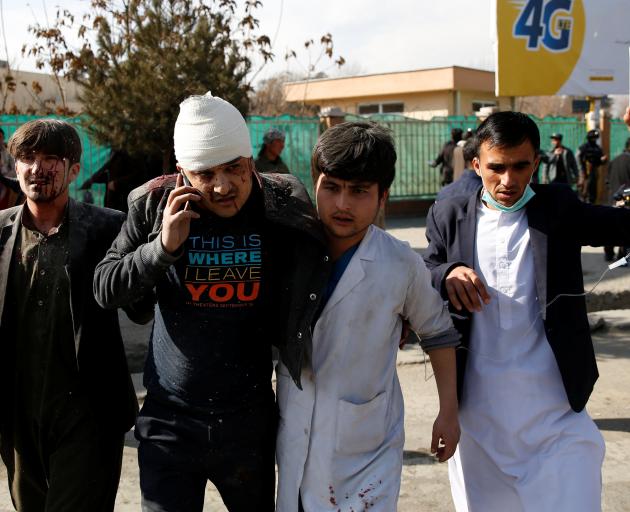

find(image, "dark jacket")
[93,172,329,391]
[433,140,457,184]
[423,184,630,412]
[0,199,139,432]
[607,151,630,204]
[435,170,482,201]
[255,153,290,174]
[543,146,579,184]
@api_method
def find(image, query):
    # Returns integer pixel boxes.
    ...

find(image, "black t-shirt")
[145,186,281,413]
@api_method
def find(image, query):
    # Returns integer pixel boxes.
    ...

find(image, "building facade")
[284,66,512,119]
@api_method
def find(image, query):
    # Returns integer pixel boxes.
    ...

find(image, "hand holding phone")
[160,172,201,254]
[180,171,195,210]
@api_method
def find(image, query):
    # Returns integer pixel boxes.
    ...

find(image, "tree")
[24,0,273,172]
[249,72,318,116]
[249,33,345,116]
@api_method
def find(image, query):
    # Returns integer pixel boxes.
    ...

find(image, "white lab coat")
[276,226,457,512]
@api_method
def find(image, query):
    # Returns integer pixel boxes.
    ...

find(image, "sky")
[1,0,496,84]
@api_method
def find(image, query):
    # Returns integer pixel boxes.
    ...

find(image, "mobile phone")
[180,171,193,187]
[180,171,197,210]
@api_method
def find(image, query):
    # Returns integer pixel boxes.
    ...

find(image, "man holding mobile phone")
[94,92,328,511]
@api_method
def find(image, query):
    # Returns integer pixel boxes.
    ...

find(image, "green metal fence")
[2,113,626,206]
[247,115,320,195]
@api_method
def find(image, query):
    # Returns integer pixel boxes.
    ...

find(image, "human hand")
[431,407,460,462]
[601,155,608,164]
[161,173,201,254]
[445,266,490,312]
[554,147,563,155]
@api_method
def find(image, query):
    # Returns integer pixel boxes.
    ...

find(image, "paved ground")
[1,217,629,511]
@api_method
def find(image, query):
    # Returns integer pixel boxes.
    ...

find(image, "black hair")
[474,111,540,155]
[311,121,396,197]
[8,119,82,164]
[463,136,477,164]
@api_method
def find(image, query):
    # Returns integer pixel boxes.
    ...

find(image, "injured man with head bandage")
[94,92,329,512]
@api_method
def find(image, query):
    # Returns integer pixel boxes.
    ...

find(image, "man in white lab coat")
[275,121,461,511]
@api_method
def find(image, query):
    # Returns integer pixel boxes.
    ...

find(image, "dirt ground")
[1,319,629,511]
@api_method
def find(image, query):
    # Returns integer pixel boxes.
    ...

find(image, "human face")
[179,157,253,218]
[551,137,561,149]
[267,139,285,159]
[315,174,386,256]
[16,152,79,203]
[473,140,538,209]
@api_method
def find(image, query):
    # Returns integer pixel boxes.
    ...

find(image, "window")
[472,100,497,112]
[358,104,379,115]
[382,102,404,114]
[358,102,405,115]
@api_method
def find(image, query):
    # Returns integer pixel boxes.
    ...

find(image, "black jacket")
[423,184,630,412]
[0,199,139,432]
[93,172,329,391]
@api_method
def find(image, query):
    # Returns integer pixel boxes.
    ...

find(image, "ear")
[472,156,482,177]
[68,162,81,184]
[531,154,541,179]
[379,188,389,209]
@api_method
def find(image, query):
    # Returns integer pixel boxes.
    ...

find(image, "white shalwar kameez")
[448,204,605,512]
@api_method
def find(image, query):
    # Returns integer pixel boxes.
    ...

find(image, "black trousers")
[0,397,124,512]
[136,395,277,512]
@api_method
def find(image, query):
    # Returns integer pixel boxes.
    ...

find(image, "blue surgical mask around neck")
[481,185,536,213]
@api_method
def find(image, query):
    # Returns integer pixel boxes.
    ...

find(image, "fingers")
[446,275,480,312]
[470,273,491,305]
[432,429,460,462]
[445,267,490,313]
[168,192,200,214]
[167,174,199,208]
[430,430,439,456]
[445,279,463,311]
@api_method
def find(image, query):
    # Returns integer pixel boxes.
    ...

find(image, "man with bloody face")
[94,92,327,511]
[0,119,140,510]
[424,111,630,511]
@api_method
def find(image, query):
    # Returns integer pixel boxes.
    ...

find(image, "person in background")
[452,128,474,182]
[431,127,463,186]
[542,133,579,186]
[255,128,290,174]
[604,137,630,261]
[623,106,630,128]
[577,129,607,203]
[0,119,142,511]
[0,127,18,209]
[436,137,481,201]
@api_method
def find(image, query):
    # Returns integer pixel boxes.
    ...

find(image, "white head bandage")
[174,91,252,171]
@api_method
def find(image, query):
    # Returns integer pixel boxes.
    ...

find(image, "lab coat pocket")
[335,392,387,455]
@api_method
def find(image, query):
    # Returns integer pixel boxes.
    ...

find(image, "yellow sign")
[495,0,629,96]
